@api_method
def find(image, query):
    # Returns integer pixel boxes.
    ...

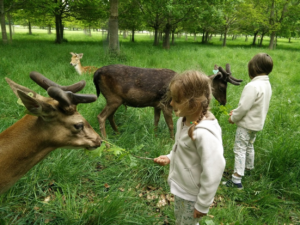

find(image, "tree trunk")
[0,0,8,44]
[55,14,62,43]
[48,24,51,34]
[245,35,248,41]
[269,31,276,49]
[219,33,222,41]
[60,22,64,41]
[289,37,291,43]
[259,34,265,47]
[202,30,205,43]
[8,12,12,43]
[252,31,258,46]
[194,33,196,41]
[171,29,175,45]
[222,28,227,47]
[163,22,171,49]
[109,0,119,54]
[268,0,275,49]
[205,31,209,43]
[28,21,32,34]
[131,28,135,42]
[153,27,159,46]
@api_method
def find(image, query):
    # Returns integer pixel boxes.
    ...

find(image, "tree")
[219,0,241,47]
[108,0,119,54]
[161,0,195,49]
[236,1,269,46]
[0,0,25,44]
[119,0,144,42]
[267,0,300,49]
[70,0,108,36]
[135,0,167,46]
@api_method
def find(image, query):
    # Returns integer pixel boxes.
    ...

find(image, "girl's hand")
[228,116,234,124]
[229,110,233,116]
[193,208,207,218]
[154,156,170,166]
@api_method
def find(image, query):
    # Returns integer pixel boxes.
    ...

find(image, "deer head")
[5,72,101,150]
[210,64,243,105]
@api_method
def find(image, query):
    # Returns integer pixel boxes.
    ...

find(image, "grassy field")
[0,28,300,225]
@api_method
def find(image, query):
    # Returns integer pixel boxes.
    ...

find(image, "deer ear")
[6,77,38,98]
[212,72,223,81]
[17,90,55,117]
[70,52,76,56]
[77,53,83,58]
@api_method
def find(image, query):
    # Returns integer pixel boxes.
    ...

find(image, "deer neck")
[0,115,55,194]
[75,62,84,75]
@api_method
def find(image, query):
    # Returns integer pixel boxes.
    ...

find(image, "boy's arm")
[231,84,257,123]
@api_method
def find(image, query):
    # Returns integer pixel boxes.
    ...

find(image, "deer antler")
[226,64,243,83]
[218,65,242,85]
[47,86,97,114]
[30,71,86,93]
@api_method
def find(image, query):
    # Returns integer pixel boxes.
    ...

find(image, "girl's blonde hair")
[167,70,212,140]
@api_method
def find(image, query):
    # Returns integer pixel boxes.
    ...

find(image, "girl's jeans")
[233,126,257,176]
[174,195,200,225]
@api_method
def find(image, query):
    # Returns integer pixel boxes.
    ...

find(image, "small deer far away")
[0,72,101,195]
[70,52,98,75]
[93,64,243,140]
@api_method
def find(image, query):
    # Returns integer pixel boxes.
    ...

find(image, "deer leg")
[162,108,174,138]
[97,102,122,139]
[107,108,119,134]
[154,107,161,134]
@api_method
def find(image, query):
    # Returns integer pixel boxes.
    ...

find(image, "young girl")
[226,53,273,189]
[154,70,225,224]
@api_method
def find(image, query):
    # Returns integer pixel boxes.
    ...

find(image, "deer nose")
[95,137,102,147]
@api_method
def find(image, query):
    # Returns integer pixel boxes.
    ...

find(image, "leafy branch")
[84,141,146,167]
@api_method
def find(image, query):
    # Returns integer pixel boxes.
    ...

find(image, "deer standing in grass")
[70,52,98,75]
[0,72,101,195]
[93,64,243,139]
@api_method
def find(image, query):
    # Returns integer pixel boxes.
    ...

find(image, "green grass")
[0,29,300,225]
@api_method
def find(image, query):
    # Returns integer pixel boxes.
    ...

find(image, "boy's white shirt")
[167,117,225,214]
[231,75,272,131]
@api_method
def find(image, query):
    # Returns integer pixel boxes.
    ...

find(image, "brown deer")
[70,52,98,75]
[0,72,101,195]
[93,64,242,139]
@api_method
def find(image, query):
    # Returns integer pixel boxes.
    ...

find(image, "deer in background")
[70,52,98,75]
[93,64,243,139]
[0,72,101,195]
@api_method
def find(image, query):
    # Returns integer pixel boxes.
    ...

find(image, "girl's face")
[170,85,187,117]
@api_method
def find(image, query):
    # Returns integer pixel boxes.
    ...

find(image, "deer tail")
[93,70,101,97]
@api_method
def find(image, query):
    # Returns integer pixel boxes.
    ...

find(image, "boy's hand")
[228,116,234,124]
[154,156,170,166]
[194,208,207,218]
[229,110,233,116]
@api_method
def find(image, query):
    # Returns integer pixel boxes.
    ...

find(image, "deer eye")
[74,122,84,131]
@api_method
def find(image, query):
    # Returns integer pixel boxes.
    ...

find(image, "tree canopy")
[1,0,300,49]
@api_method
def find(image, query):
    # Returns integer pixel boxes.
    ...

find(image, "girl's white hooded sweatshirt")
[167,117,225,213]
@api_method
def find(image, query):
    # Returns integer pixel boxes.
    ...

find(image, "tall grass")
[0,29,299,224]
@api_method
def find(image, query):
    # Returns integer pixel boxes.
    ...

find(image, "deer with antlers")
[70,52,98,75]
[93,64,243,139]
[0,72,101,195]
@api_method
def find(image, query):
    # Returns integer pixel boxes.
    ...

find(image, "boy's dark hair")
[248,53,273,78]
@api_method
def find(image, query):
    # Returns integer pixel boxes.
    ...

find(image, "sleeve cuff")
[194,203,209,214]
